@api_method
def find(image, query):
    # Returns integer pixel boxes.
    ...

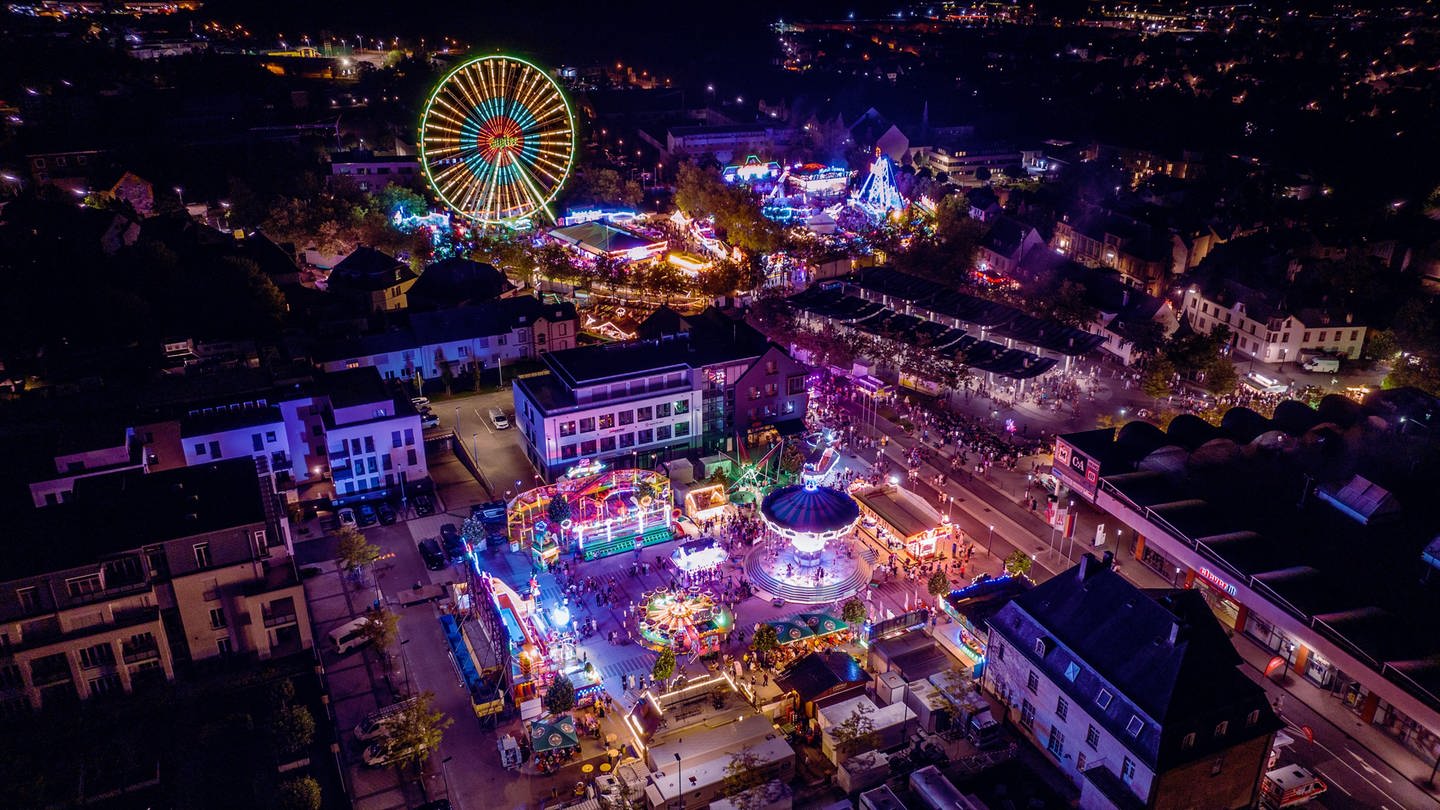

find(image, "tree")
[841,597,868,626]
[1049,280,1098,328]
[1002,164,1027,180]
[269,703,316,755]
[1201,357,1239,396]
[336,526,381,574]
[544,674,576,715]
[1142,358,1175,400]
[652,647,676,683]
[461,516,487,549]
[934,665,984,722]
[360,607,399,656]
[545,496,572,526]
[722,749,767,810]
[1363,328,1402,362]
[750,624,780,665]
[926,569,951,603]
[275,776,322,810]
[377,690,452,772]
[974,167,991,183]
[1003,551,1033,578]
[829,702,879,757]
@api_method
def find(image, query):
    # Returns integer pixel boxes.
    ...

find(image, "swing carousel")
[743,477,870,604]
[635,588,730,655]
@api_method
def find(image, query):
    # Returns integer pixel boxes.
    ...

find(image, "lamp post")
[674,752,683,810]
[987,524,995,554]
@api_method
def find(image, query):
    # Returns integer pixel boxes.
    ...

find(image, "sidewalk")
[841,397,1440,802]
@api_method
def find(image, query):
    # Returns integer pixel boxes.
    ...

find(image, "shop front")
[1189,565,1246,632]
[853,484,951,564]
[1241,612,1336,689]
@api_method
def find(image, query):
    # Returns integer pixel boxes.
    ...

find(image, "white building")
[986,555,1279,810]
[1180,284,1366,364]
[312,296,579,381]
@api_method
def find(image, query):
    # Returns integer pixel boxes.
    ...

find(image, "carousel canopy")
[760,483,860,536]
[769,620,815,644]
[796,613,849,636]
[530,715,579,752]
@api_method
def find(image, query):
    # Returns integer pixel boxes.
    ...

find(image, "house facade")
[0,460,311,715]
[986,555,1279,810]
[1180,286,1366,363]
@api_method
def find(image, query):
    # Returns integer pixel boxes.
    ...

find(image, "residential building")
[1054,405,1440,778]
[0,459,310,714]
[664,124,788,161]
[986,554,1281,809]
[405,257,514,310]
[512,308,807,480]
[914,143,1021,186]
[326,246,417,312]
[1053,212,1175,295]
[328,150,422,191]
[1180,282,1366,363]
[312,296,579,381]
[975,215,1046,280]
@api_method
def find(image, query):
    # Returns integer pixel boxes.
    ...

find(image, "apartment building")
[0,459,310,715]
[512,308,807,480]
[1053,212,1174,295]
[1180,282,1366,363]
[312,296,579,382]
[27,367,426,506]
[326,246,417,313]
[975,215,1045,280]
[328,149,422,192]
[915,144,1021,186]
[986,555,1280,810]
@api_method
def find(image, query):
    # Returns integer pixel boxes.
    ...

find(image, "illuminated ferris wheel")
[418,55,576,226]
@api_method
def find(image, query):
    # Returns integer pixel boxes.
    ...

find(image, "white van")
[487,408,510,430]
[329,617,372,655]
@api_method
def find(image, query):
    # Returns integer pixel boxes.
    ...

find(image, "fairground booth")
[852,484,953,563]
[940,575,1031,677]
[683,482,734,522]
[507,466,675,566]
[471,571,598,706]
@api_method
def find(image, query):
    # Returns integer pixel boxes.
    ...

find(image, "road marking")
[1295,726,1412,807]
[1318,770,1352,796]
[1346,749,1393,783]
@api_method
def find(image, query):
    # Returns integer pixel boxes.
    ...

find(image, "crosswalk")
[597,652,655,680]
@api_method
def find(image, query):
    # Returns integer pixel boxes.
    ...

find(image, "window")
[673,399,689,414]
[1211,754,1225,776]
[1350,329,1359,341]
[765,359,778,375]
[404,428,415,445]
[254,530,270,557]
[656,403,671,418]
[1213,720,1228,738]
[1303,331,1311,342]
[217,638,233,655]
[66,575,102,598]
[748,386,760,401]
[351,439,362,455]
[600,436,616,452]
[1047,726,1065,757]
[637,428,654,444]
[209,440,220,457]
[194,442,206,456]
[89,674,123,696]
[763,383,778,398]
[209,607,226,629]
[458,345,469,357]
[1126,715,1144,737]
[1182,732,1196,750]
[618,410,635,426]
[1121,756,1136,784]
[580,440,597,456]
[364,436,375,453]
[655,425,671,441]
[993,640,1005,661]
[579,417,596,433]
[193,543,211,568]
[1246,709,1260,727]
[1034,638,1047,656]
[1026,671,1039,694]
[788,376,805,395]
[1086,725,1100,750]
[1056,696,1068,721]
[1065,662,1080,682]
[598,413,614,430]
[619,433,635,449]
[1096,689,1113,710]
[16,587,37,613]
[1020,699,1035,729]
[636,406,653,422]
[407,448,417,466]
[252,433,263,452]
[561,444,578,460]
[559,421,577,437]
[674,421,689,438]
[1317,331,1327,342]
[79,643,115,669]
[1076,752,1087,772]
[392,430,402,448]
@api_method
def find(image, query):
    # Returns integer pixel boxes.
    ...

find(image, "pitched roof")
[541,308,772,388]
[775,651,867,705]
[979,215,1036,257]
[310,296,576,363]
[329,246,415,291]
[407,258,513,309]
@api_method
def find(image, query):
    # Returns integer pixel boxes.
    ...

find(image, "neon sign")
[1197,566,1238,597]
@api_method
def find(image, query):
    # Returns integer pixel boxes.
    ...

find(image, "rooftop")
[328,246,416,292]
[5,459,267,581]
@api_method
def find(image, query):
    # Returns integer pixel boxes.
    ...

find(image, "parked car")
[338,508,357,528]
[329,617,371,655]
[440,523,466,562]
[487,408,510,430]
[417,538,446,570]
[414,494,435,517]
[363,737,424,768]
[411,397,431,410]
[471,500,506,524]
[354,697,419,742]
[422,412,440,428]
[357,504,379,527]
[377,503,397,525]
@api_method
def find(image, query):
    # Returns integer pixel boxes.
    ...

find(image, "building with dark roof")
[312,295,578,381]
[512,308,807,480]
[326,246,417,312]
[406,257,514,310]
[0,459,312,713]
[775,650,869,717]
[547,221,667,263]
[975,214,1045,279]
[1055,401,1440,776]
[986,554,1280,809]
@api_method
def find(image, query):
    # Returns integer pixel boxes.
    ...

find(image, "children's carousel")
[635,588,731,655]
[507,464,675,565]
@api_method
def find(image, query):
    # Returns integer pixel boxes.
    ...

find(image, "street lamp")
[987,524,995,554]
[674,752,683,810]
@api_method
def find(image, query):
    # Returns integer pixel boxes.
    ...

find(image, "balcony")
[122,643,161,665]
[10,606,160,655]
[31,666,73,687]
